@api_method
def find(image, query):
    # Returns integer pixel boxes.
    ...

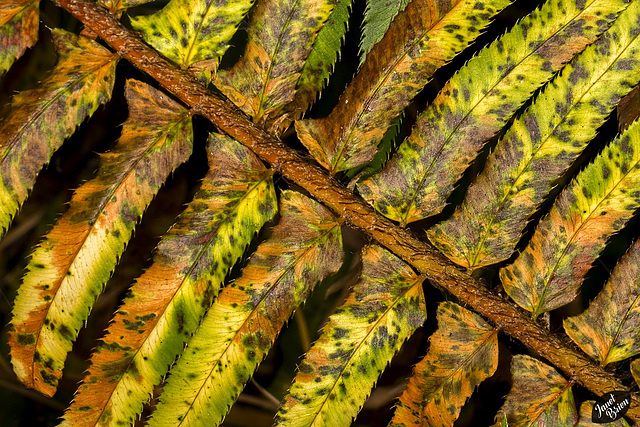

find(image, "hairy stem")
[52,0,640,420]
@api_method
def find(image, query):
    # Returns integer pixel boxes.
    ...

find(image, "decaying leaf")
[0,0,38,75]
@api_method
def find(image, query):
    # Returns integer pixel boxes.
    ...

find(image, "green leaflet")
[215,0,336,129]
[500,118,640,317]
[576,401,631,426]
[359,0,409,65]
[359,0,627,225]
[284,0,352,123]
[428,0,640,269]
[60,134,277,427]
[0,29,118,237]
[564,238,640,366]
[148,190,343,427]
[275,244,426,426]
[497,355,577,426]
[296,0,511,173]
[8,80,192,396]
[130,0,253,73]
[0,0,38,76]
[389,302,498,426]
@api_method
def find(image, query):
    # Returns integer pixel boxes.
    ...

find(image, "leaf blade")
[390,301,498,426]
[500,118,640,317]
[359,0,627,225]
[8,79,193,395]
[275,244,426,426]
[148,190,343,427]
[428,0,640,268]
[296,0,512,173]
[60,134,277,427]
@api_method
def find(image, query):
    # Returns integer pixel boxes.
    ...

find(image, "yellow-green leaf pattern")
[130,0,253,72]
[0,0,38,75]
[390,301,498,426]
[496,355,577,426]
[500,118,640,317]
[576,401,631,426]
[359,0,627,225]
[8,79,192,396]
[564,238,640,366]
[296,0,511,173]
[275,244,426,426]
[428,0,640,269]
[60,133,277,427]
[0,29,117,237]
[148,190,343,427]
[215,0,335,128]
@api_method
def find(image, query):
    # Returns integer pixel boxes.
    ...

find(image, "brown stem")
[51,0,640,421]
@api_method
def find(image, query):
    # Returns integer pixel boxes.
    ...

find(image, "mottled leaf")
[296,0,511,173]
[275,244,426,426]
[428,0,640,269]
[564,238,640,365]
[359,0,409,64]
[284,0,352,123]
[631,359,640,387]
[148,190,343,427]
[97,0,154,12]
[500,118,640,317]
[60,134,277,427]
[215,0,335,128]
[8,79,192,396]
[618,86,640,132]
[130,0,253,73]
[0,0,38,76]
[576,401,631,427]
[0,29,118,237]
[496,355,577,426]
[359,0,627,225]
[390,301,498,426]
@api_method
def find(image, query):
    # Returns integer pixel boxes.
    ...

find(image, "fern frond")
[0,0,38,76]
[500,118,640,317]
[8,79,192,396]
[275,244,426,426]
[390,301,498,426]
[359,0,408,64]
[60,134,277,427]
[284,0,352,123]
[295,0,512,173]
[428,0,640,269]
[148,190,343,427]
[130,0,253,73]
[497,355,577,426]
[564,238,640,366]
[0,29,117,237]
[358,0,627,225]
[215,0,335,128]
[576,401,631,426]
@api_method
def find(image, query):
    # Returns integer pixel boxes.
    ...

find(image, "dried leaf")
[275,244,426,426]
[496,355,577,426]
[618,86,640,133]
[148,190,343,427]
[359,0,627,225]
[564,238,640,365]
[97,0,154,12]
[0,29,118,237]
[130,0,253,72]
[0,0,38,76]
[8,79,192,396]
[215,0,335,127]
[390,301,498,426]
[428,0,640,269]
[296,0,511,173]
[60,134,277,427]
[359,0,408,64]
[500,118,640,317]
[631,359,640,387]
